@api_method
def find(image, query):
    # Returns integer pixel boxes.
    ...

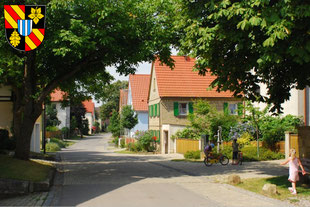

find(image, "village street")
[43,133,295,207]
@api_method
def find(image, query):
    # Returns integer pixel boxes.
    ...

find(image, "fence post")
[285,131,291,159]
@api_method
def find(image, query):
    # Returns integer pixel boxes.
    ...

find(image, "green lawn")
[235,176,310,202]
[0,155,53,182]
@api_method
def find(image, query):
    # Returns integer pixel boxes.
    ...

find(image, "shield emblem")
[4,5,46,51]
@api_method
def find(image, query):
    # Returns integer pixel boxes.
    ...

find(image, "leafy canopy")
[176,0,310,112]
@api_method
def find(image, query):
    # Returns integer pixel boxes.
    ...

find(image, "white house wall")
[129,111,148,137]
[55,103,70,129]
[85,112,93,134]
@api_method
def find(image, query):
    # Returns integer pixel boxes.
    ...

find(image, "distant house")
[0,85,41,153]
[82,100,95,134]
[148,56,242,154]
[50,89,70,130]
[127,74,150,137]
[254,85,310,125]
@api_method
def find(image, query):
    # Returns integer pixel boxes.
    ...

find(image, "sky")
[94,49,178,107]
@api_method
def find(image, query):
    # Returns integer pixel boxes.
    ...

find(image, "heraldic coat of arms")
[4,5,45,51]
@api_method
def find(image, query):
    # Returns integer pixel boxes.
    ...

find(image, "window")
[229,104,238,115]
[179,103,188,115]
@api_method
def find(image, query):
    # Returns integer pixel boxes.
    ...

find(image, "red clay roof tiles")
[82,100,95,115]
[154,56,234,98]
[129,74,150,111]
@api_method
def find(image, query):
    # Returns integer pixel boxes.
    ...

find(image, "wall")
[85,112,93,134]
[298,126,310,161]
[55,102,70,129]
[129,111,149,137]
[160,97,241,126]
[254,84,305,118]
[0,102,13,132]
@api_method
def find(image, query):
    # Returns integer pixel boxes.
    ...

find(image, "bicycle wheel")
[204,157,212,166]
[220,156,229,165]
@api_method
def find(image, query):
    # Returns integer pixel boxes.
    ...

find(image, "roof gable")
[154,56,234,98]
[82,100,95,115]
[129,74,150,111]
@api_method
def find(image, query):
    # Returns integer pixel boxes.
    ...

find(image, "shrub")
[184,150,201,159]
[46,142,61,152]
[112,137,119,146]
[137,131,156,152]
[127,142,137,152]
[120,138,125,148]
[0,129,15,151]
[171,128,201,140]
[46,126,59,132]
[237,132,252,148]
[214,145,284,161]
[50,138,66,148]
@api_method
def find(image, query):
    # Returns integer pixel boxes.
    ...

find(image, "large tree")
[0,0,176,160]
[100,80,128,120]
[176,0,310,112]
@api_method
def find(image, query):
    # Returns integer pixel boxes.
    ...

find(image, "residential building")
[82,100,95,134]
[0,85,41,153]
[254,84,310,125]
[148,56,242,154]
[127,74,150,137]
[50,89,70,130]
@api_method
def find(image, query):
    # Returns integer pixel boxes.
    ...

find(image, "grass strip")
[0,155,53,182]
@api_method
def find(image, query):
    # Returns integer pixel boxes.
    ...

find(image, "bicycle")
[204,152,229,166]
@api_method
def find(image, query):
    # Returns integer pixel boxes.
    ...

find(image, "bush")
[120,138,125,148]
[61,127,69,139]
[184,150,201,159]
[0,129,15,151]
[112,137,119,146]
[127,142,138,152]
[171,128,201,140]
[46,126,59,132]
[137,131,156,152]
[50,138,66,148]
[214,145,284,161]
[46,142,61,152]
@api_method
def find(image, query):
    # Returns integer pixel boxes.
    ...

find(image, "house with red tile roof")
[82,100,96,134]
[50,89,70,130]
[148,56,242,154]
[127,74,150,137]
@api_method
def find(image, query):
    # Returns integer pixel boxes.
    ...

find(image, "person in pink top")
[281,148,306,195]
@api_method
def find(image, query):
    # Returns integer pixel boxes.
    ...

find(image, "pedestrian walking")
[232,139,239,165]
[281,148,306,195]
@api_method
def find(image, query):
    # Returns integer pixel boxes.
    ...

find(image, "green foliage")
[238,132,252,148]
[120,138,126,148]
[176,0,310,113]
[259,115,302,150]
[171,128,200,140]
[81,119,89,135]
[137,131,156,152]
[46,126,59,132]
[184,150,201,160]
[70,103,87,135]
[46,142,61,152]
[108,110,121,138]
[50,138,66,148]
[100,81,128,120]
[46,104,61,127]
[120,106,138,130]
[94,122,101,133]
[216,145,284,161]
[112,137,119,146]
[188,100,239,141]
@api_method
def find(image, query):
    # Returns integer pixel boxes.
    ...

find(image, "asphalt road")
[46,133,294,207]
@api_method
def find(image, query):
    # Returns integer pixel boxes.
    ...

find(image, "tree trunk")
[13,51,42,160]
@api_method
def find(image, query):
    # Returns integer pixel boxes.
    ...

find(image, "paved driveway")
[46,133,294,207]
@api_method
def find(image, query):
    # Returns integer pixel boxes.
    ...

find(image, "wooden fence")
[176,139,200,154]
[46,131,62,138]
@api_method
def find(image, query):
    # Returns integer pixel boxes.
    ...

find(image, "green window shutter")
[155,130,158,138]
[189,102,194,114]
[158,130,160,142]
[223,102,229,115]
[151,105,154,117]
[237,103,243,116]
[158,103,160,116]
[174,102,179,116]
[148,106,151,116]
[155,104,157,117]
